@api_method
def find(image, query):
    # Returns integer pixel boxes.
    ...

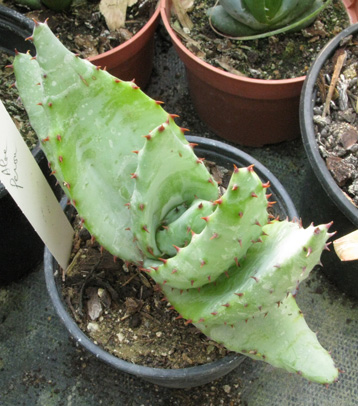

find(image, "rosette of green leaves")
[208,0,331,39]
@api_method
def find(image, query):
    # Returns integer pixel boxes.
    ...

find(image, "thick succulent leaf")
[208,6,258,37]
[150,166,269,289]
[13,22,171,263]
[213,0,329,39]
[160,203,188,225]
[236,0,328,39]
[12,54,48,142]
[156,199,215,256]
[221,0,301,28]
[242,0,273,24]
[264,0,283,20]
[197,295,338,384]
[162,220,331,323]
[161,220,338,383]
[218,0,269,30]
[243,0,314,26]
[130,118,218,258]
[273,0,326,29]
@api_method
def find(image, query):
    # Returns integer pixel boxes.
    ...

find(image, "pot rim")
[160,0,309,86]
[0,4,34,38]
[160,0,357,87]
[88,3,160,64]
[300,22,358,228]
[44,136,298,387]
[0,3,160,62]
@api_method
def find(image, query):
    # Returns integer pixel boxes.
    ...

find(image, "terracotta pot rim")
[160,0,306,86]
[160,0,357,86]
[89,3,160,63]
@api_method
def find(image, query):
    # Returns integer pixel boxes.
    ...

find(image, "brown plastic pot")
[160,0,358,147]
[88,4,160,88]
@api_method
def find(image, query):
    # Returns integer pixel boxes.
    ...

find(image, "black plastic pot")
[0,5,35,55]
[0,7,59,284]
[44,136,298,388]
[300,23,358,299]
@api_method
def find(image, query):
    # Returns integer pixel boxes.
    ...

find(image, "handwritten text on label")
[0,145,23,189]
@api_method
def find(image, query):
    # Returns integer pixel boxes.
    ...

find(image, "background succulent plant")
[12,21,338,384]
[208,0,331,39]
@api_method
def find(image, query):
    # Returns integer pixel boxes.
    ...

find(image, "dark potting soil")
[312,33,358,208]
[171,0,350,80]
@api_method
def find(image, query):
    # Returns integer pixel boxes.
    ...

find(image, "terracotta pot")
[2,2,160,88]
[88,5,160,88]
[300,23,358,299]
[44,137,298,388]
[160,0,358,147]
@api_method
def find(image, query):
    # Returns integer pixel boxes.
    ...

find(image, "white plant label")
[0,100,73,269]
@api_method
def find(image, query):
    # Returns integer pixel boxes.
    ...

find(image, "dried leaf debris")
[314,34,358,208]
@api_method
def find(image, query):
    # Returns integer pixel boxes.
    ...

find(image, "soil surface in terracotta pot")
[60,160,280,369]
[311,32,358,209]
[4,0,157,59]
[171,0,350,80]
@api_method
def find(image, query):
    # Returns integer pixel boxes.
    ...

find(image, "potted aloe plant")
[160,0,358,146]
[12,21,339,387]
[3,0,160,88]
